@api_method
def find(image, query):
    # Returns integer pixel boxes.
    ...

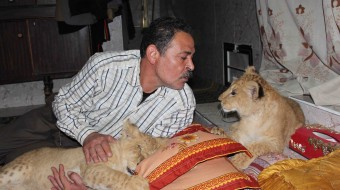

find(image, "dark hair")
[140,17,193,57]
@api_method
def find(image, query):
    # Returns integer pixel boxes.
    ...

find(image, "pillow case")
[243,152,288,180]
[171,122,210,137]
[162,157,260,190]
[136,123,252,190]
[258,149,340,189]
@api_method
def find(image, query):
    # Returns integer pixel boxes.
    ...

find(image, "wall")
[125,0,160,50]
[159,0,262,85]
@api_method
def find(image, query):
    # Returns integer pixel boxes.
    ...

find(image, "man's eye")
[181,57,187,60]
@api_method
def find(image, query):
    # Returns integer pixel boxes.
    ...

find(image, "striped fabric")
[52,50,196,144]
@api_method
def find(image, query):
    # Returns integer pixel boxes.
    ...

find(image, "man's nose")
[186,59,194,71]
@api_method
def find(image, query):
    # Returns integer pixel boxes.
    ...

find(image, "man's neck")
[140,59,160,93]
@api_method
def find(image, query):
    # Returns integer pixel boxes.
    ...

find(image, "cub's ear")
[246,81,261,100]
[121,119,141,138]
[245,66,256,74]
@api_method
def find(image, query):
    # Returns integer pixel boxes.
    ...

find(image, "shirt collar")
[126,57,141,87]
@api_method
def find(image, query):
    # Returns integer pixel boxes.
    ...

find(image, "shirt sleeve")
[52,54,101,144]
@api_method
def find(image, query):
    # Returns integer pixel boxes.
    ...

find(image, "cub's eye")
[230,90,236,96]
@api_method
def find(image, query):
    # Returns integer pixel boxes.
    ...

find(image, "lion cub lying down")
[217,66,305,169]
[0,121,167,190]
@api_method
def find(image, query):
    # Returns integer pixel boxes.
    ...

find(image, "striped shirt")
[52,50,196,144]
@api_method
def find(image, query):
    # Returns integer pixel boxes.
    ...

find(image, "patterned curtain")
[256,0,340,102]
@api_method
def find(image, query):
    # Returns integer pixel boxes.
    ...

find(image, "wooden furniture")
[0,0,92,95]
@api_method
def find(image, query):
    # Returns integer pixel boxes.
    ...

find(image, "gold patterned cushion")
[136,124,254,189]
[258,149,340,189]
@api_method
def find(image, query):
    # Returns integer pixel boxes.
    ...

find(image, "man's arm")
[52,55,99,143]
[52,54,115,163]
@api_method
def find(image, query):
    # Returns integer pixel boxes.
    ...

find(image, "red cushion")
[136,124,252,189]
[162,157,260,190]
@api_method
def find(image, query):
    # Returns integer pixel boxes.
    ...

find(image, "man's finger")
[83,148,91,164]
[67,171,85,186]
[58,164,72,188]
[48,175,61,190]
[89,148,100,163]
[102,140,113,158]
[96,145,108,162]
[51,166,64,189]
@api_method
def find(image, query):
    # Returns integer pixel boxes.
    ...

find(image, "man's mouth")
[182,71,193,79]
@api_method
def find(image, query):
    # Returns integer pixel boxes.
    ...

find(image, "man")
[0,17,195,168]
[48,16,196,189]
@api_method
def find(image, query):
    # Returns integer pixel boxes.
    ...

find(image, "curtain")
[256,0,340,106]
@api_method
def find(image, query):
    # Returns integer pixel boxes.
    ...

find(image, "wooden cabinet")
[29,19,91,76]
[0,2,93,85]
[0,20,33,84]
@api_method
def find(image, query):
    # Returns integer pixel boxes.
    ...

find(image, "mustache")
[182,70,193,79]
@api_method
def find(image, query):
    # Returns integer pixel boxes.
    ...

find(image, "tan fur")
[217,66,305,169]
[0,121,167,190]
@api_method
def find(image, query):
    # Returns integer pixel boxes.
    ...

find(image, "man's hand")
[82,132,116,164]
[48,164,87,190]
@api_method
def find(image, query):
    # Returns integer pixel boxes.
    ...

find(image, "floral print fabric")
[256,0,340,97]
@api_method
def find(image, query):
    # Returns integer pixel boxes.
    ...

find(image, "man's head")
[140,17,194,58]
[140,17,195,91]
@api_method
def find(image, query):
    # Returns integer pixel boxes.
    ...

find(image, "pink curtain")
[256,0,340,103]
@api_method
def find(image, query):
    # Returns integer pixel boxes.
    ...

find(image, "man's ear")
[146,45,160,65]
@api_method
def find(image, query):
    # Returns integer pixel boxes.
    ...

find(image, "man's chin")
[168,83,185,90]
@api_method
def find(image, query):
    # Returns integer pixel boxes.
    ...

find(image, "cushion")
[258,149,340,189]
[243,152,288,181]
[136,123,252,190]
[162,157,260,190]
[171,122,210,137]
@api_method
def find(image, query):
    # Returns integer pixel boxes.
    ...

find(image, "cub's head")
[218,66,268,117]
[121,120,168,159]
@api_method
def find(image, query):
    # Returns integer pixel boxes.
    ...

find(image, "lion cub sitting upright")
[0,120,167,190]
[218,66,305,169]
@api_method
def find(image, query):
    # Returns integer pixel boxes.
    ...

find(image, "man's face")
[155,31,195,90]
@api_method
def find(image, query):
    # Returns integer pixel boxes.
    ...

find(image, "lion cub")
[0,120,167,190]
[217,66,305,169]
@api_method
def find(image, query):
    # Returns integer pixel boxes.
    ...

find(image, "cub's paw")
[210,127,228,137]
[229,153,254,170]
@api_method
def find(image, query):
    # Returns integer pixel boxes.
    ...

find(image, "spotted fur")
[0,121,167,190]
